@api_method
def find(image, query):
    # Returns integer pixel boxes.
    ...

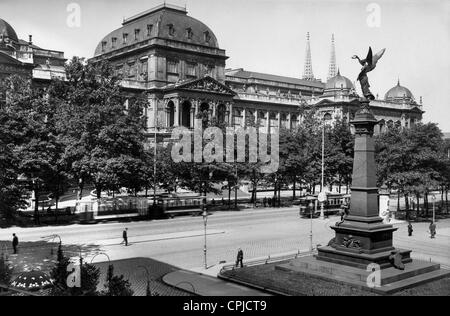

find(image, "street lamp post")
[309,198,314,252]
[153,117,159,206]
[320,119,326,219]
[431,194,436,223]
[202,209,208,270]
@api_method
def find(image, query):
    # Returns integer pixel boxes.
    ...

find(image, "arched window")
[181,101,192,128]
[167,101,175,127]
[217,104,226,123]
[323,113,332,121]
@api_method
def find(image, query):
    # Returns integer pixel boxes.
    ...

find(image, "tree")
[54,57,146,199]
[0,253,13,290]
[0,75,66,225]
[375,123,446,217]
[102,264,134,296]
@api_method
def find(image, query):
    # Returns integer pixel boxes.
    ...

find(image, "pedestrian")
[263,197,267,207]
[407,222,413,236]
[122,228,128,246]
[12,233,19,254]
[235,248,244,268]
[429,222,436,239]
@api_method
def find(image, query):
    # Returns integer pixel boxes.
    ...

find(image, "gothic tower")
[327,34,337,80]
[302,32,315,81]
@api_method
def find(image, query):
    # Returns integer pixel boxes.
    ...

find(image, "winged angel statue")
[352,47,386,100]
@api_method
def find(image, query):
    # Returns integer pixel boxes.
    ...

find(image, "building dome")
[325,70,354,90]
[0,18,19,42]
[384,80,414,102]
[94,4,219,56]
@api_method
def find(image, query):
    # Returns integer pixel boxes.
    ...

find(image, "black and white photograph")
[0,0,449,302]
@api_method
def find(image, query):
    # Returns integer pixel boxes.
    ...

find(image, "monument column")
[317,99,405,268]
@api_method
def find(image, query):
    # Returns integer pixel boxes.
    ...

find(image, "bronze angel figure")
[352,47,386,100]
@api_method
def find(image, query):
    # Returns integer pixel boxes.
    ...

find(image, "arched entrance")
[181,101,192,128]
[217,104,226,124]
[167,101,175,127]
[198,102,210,127]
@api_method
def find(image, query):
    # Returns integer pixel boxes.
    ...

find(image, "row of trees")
[375,123,450,215]
[1,56,450,225]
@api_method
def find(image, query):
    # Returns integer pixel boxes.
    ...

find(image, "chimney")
[28,35,33,45]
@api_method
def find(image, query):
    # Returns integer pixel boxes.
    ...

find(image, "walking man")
[407,222,413,236]
[235,248,244,268]
[263,197,267,207]
[122,228,128,246]
[429,222,436,239]
[12,233,19,254]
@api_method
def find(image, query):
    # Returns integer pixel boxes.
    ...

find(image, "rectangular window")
[167,60,178,74]
[147,24,153,36]
[186,62,196,77]
[111,37,117,48]
[134,29,140,40]
[123,33,128,44]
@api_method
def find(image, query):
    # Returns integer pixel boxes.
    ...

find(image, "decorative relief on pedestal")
[342,235,362,249]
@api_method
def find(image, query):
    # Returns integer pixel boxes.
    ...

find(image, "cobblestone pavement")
[93,258,191,296]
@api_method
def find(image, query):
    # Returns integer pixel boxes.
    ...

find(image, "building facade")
[1,4,423,140]
[0,18,66,83]
[89,4,423,141]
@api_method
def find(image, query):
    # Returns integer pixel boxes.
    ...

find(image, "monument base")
[276,255,450,295]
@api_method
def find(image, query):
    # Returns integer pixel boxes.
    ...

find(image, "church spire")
[327,34,337,80]
[302,32,315,81]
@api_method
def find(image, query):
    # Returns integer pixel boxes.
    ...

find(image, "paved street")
[1,207,449,272]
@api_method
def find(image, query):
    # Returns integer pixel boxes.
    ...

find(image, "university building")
[1,4,424,139]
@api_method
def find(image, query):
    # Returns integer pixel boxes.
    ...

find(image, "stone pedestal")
[316,100,410,268]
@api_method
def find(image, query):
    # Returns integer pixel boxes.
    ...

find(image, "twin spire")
[302,32,315,81]
[302,33,337,81]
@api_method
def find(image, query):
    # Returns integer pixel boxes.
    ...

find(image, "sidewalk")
[162,270,271,296]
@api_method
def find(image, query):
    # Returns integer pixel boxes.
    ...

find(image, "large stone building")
[1,4,423,140]
[89,3,423,140]
[0,18,66,83]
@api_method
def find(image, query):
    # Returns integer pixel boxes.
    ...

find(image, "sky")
[1,0,449,132]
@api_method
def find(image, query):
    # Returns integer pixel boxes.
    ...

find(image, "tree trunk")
[228,186,231,209]
[416,194,420,214]
[278,186,281,207]
[34,189,40,225]
[235,184,238,209]
[446,188,449,213]
[441,187,444,208]
[397,191,401,212]
[55,193,59,224]
[96,185,101,199]
[292,177,296,201]
[404,193,409,210]
[424,192,429,217]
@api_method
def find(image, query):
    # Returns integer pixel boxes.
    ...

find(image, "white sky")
[1,0,449,132]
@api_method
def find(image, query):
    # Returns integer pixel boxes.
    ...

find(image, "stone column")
[190,105,195,129]
[174,98,180,127]
[287,113,292,130]
[242,108,246,127]
[277,112,281,129]
[317,100,401,268]
[266,111,270,134]
[228,103,233,127]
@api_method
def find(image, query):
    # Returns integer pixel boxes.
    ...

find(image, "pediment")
[165,76,236,95]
